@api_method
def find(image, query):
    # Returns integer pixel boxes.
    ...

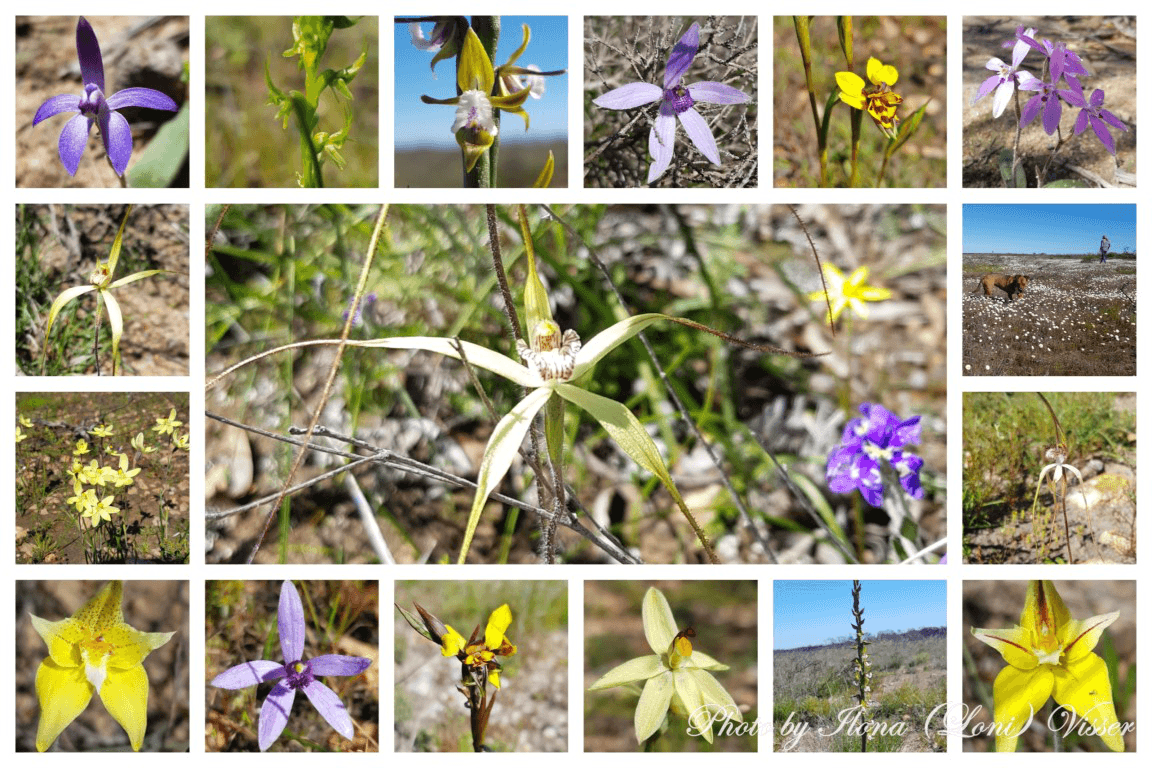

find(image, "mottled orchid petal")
[647,113,676,183]
[686,81,749,105]
[58,113,92,176]
[663,23,699,89]
[308,654,372,677]
[75,17,105,93]
[258,681,296,751]
[593,82,662,109]
[678,107,720,165]
[97,107,133,176]
[34,94,81,125]
[302,680,355,739]
[210,660,286,689]
[277,581,306,664]
[105,87,178,112]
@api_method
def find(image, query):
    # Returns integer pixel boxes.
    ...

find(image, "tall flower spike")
[420,28,531,171]
[32,18,179,177]
[971,581,1124,752]
[593,22,751,183]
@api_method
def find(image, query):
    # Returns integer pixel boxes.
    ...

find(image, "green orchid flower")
[971,580,1125,752]
[420,27,531,171]
[41,205,173,376]
[588,587,741,745]
[30,581,174,751]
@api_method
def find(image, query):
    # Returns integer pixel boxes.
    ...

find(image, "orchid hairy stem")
[1010,89,1023,186]
[792,17,827,186]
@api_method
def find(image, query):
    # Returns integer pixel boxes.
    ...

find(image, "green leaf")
[127,103,189,188]
[395,604,435,643]
[887,101,928,157]
[1043,179,1089,188]
[456,387,552,563]
[998,148,1026,188]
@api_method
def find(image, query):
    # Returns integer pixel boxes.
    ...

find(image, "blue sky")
[394,16,568,149]
[964,204,1137,254]
[774,581,946,650]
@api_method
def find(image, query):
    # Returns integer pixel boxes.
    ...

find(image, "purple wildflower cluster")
[973,26,1127,155]
[826,402,924,508]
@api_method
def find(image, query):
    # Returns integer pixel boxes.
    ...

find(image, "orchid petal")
[647,113,676,183]
[570,312,669,380]
[258,681,295,751]
[635,672,675,742]
[101,291,124,375]
[34,94,81,125]
[1052,653,1124,751]
[308,654,372,677]
[457,386,552,563]
[678,107,720,165]
[588,655,664,690]
[97,106,133,176]
[593,82,662,109]
[354,336,542,387]
[105,87,178,112]
[210,660,286,689]
[992,80,1015,118]
[302,680,354,740]
[686,81,750,105]
[641,587,677,655]
[76,17,105,93]
[44,284,98,348]
[99,665,150,751]
[277,581,306,664]
[992,663,1054,752]
[58,113,92,176]
[35,659,94,752]
[1089,115,1117,154]
[663,23,699,89]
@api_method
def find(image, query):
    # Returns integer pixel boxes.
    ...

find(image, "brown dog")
[977,273,1030,301]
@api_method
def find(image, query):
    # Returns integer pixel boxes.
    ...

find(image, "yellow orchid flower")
[807,263,892,322]
[836,57,903,139]
[91,424,114,438]
[16,425,28,443]
[132,431,158,454]
[439,604,517,688]
[20,414,34,428]
[30,581,175,751]
[971,580,1125,752]
[420,28,531,171]
[152,408,183,436]
[73,439,90,456]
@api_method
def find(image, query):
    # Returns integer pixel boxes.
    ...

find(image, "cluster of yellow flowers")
[17,408,190,528]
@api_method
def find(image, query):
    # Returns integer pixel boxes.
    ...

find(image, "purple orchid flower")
[1018,76,1081,136]
[826,402,924,508]
[210,581,372,751]
[973,27,1037,118]
[593,22,750,184]
[32,17,178,177]
[1062,78,1128,155]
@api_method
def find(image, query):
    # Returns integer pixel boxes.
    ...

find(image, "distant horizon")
[774,581,946,650]
[964,204,1137,254]
[775,624,945,652]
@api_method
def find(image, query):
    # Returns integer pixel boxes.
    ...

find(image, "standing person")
[1100,233,1111,263]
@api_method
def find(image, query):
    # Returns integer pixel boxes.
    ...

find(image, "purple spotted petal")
[647,113,676,183]
[210,660,287,689]
[1089,114,1117,155]
[258,680,296,751]
[278,580,306,664]
[309,654,372,677]
[302,680,355,740]
[826,445,861,494]
[891,416,922,449]
[678,107,720,165]
[894,453,925,498]
[592,82,662,110]
[97,106,133,176]
[76,17,105,93]
[686,81,749,105]
[663,23,699,89]
[105,86,178,112]
[58,113,92,176]
[33,94,81,125]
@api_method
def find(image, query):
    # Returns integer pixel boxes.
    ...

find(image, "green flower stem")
[466,16,501,188]
[793,17,827,187]
[849,109,863,187]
